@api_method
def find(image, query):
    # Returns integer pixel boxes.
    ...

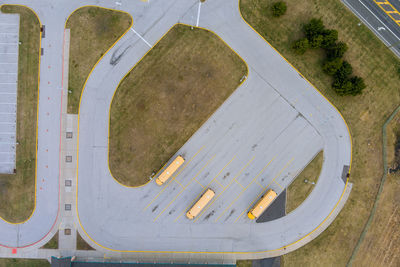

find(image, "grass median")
[286,151,323,214]
[240,0,400,265]
[0,5,39,223]
[67,6,132,114]
[109,24,247,186]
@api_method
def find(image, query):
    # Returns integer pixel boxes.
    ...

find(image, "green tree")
[349,76,366,95]
[322,58,343,75]
[326,41,348,59]
[332,75,365,96]
[303,18,325,40]
[271,1,287,17]
[332,77,352,96]
[309,34,324,48]
[292,38,309,55]
[322,29,338,48]
[334,60,352,81]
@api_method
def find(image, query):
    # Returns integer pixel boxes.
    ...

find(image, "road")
[342,0,400,58]
[0,0,352,263]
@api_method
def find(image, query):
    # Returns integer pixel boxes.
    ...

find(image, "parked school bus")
[186,188,215,219]
[155,156,185,185]
[247,189,277,220]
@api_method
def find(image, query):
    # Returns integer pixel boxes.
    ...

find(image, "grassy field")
[286,151,323,214]
[76,232,94,250]
[109,24,247,186]
[350,114,400,266]
[0,5,39,223]
[66,7,132,114]
[42,231,58,249]
[0,259,49,267]
[240,0,400,265]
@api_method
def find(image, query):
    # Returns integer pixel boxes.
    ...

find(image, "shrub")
[309,34,324,48]
[334,60,353,81]
[332,75,365,96]
[349,76,366,95]
[326,41,348,59]
[271,1,287,17]
[322,29,338,48]
[303,18,325,40]
[292,38,309,55]
[322,58,343,75]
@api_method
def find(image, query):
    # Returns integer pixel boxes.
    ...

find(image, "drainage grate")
[64,228,71,235]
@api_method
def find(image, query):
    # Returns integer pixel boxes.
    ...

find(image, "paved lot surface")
[0,0,352,262]
[0,13,19,174]
[342,0,400,58]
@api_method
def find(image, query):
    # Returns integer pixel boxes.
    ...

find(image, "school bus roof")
[156,155,184,185]
[248,189,277,219]
[186,188,215,219]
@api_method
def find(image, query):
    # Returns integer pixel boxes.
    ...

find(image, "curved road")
[0,0,352,261]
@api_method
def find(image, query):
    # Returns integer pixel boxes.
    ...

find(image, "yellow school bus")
[155,155,185,185]
[247,189,277,220]
[186,188,215,219]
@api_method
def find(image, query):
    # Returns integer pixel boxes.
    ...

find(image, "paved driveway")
[0,0,352,261]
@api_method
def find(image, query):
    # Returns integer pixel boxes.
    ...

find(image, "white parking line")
[130,28,152,48]
[196,2,202,27]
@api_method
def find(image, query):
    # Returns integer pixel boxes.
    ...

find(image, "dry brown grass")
[67,7,132,114]
[351,114,400,266]
[109,24,247,186]
[76,231,94,250]
[240,0,400,265]
[286,151,323,214]
[0,5,39,223]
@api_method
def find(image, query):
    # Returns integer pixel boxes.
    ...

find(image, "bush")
[334,60,353,81]
[322,29,338,48]
[271,1,287,17]
[326,41,348,59]
[322,58,343,75]
[349,76,366,95]
[332,75,365,96]
[292,38,309,55]
[309,34,324,49]
[303,18,325,40]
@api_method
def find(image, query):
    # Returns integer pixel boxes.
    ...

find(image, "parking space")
[0,13,19,174]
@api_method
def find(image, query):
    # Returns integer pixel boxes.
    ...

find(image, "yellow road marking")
[143,146,204,211]
[214,178,224,188]
[234,179,245,190]
[374,0,400,27]
[153,155,215,222]
[215,157,275,222]
[193,157,255,222]
[234,157,294,222]
[174,179,184,188]
[255,180,264,189]
[193,178,205,189]
[274,180,284,190]
[174,155,237,222]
